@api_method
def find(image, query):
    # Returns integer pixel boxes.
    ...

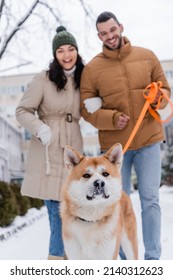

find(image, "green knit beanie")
[52,26,78,56]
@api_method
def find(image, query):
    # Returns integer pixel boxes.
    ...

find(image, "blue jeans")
[44,200,64,257]
[121,143,161,260]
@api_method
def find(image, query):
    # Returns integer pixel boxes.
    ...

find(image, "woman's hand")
[37,124,51,145]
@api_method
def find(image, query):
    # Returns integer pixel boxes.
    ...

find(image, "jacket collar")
[102,37,131,59]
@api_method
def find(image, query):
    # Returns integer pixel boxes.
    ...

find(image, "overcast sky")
[77,0,173,61]
[34,0,173,72]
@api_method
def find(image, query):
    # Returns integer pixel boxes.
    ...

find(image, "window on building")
[0,85,26,95]
[165,71,173,79]
[24,129,31,140]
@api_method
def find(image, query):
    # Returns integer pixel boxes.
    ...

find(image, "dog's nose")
[93,179,105,194]
[94,179,105,188]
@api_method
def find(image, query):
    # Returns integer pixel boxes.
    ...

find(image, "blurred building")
[0,73,34,182]
[0,73,35,117]
[161,60,173,147]
[0,113,23,183]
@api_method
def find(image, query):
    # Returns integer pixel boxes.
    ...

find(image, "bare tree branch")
[0,0,5,22]
[38,1,62,23]
[78,0,96,20]
[0,0,95,73]
[0,61,32,73]
[0,0,5,15]
[0,0,39,59]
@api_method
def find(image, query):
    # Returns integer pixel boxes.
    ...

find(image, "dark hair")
[96,11,120,28]
[46,54,84,91]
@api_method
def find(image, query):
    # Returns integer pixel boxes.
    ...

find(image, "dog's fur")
[60,143,138,260]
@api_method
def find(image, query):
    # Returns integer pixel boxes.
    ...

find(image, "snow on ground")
[0,207,49,260]
[0,186,172,260]
[132,185,173,260]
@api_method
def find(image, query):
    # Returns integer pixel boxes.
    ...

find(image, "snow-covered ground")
[133,185,173,260]
[0,186,172,260]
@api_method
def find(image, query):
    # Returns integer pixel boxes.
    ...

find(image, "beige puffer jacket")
[16,71,83,201]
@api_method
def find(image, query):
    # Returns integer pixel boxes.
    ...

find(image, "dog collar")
[77,217,96,223]
[76,216,104,223]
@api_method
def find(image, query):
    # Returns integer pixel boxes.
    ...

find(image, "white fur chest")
[64,209,120,260]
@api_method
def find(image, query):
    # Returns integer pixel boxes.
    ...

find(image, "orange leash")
[123,81,173,153]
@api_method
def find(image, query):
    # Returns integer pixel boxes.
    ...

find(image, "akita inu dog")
[60,143,138,260]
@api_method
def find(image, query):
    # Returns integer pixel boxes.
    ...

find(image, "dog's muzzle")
[86,179,110,200]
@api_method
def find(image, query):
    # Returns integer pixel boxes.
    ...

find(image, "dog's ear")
[104,143,123,168]
[64,146,84,170]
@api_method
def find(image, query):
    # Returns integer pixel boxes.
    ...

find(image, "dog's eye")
[102,172,109,177]
[83,173,91,178]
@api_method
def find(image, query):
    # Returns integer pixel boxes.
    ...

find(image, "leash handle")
[143,81,161,103]
[123,81,173,153]
[144,81,173,123]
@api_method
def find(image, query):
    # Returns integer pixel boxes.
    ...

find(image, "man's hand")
[117,113,130,129]
[152,89,163,105]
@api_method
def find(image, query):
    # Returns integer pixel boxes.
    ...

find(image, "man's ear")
[97,32,103,42]
[97,32,101,40]
[119,23,124,33]
[64,146,84,170]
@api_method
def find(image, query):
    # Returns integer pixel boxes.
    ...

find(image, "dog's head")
[62,143,123,216]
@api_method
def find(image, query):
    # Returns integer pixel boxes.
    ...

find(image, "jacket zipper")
[118,52,137,150]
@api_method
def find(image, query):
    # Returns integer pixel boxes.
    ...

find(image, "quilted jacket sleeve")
[80,66,122,130]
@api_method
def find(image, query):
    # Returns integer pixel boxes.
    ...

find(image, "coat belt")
[40,113,79,148]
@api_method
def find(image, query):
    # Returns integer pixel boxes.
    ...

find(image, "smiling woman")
[56,45,78,70]
[15,24,103,260]
[15,26,85,260]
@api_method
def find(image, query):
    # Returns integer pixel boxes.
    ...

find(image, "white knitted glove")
[84,97,102,113]
[37,124,51,145]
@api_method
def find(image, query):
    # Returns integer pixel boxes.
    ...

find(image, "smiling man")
[80,11,171,260]
[97,15,123,50]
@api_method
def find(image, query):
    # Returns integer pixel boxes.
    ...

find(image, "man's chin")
[105,43,118,50]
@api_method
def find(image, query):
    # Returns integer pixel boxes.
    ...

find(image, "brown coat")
[16,71,83,201]
[80,37,171,151]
